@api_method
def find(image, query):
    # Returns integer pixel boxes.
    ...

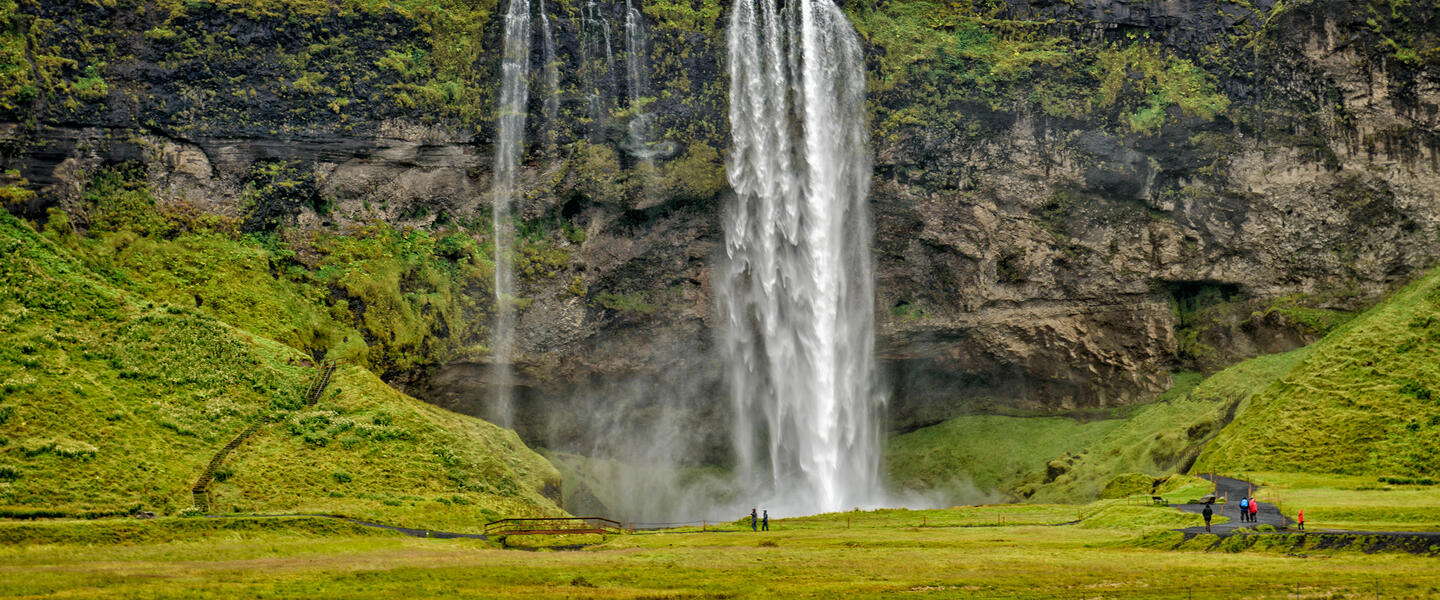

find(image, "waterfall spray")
[720,0,882,514]
[490,0,531,427]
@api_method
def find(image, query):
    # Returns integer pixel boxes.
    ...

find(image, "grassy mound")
[1194,268,1440,477]
[214,365,562,532]
[0,211,560,524]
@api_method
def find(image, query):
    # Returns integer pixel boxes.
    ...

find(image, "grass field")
[1245,471,1440,532]
[2,507,1436,599]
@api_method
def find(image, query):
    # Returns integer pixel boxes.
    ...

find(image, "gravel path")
[1172,475,1289,535]
[1171,476,1440,542]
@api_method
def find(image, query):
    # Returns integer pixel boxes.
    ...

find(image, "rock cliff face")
[3,0,1438,447]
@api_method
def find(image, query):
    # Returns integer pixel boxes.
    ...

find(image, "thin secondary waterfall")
[490,0,531,427]
[623,0,652,153]
[720,0,882,513]
[580,0,607,130]
[602,21,618,109]
[540,0,560,146]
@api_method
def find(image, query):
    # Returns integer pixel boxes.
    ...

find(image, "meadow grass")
[1247,471,1440,532]
[1,507,1435,599]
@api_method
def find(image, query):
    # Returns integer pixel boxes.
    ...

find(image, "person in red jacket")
[1297,508,1305,531]
[1249,497,1258,522]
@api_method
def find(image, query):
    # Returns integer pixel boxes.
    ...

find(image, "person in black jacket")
[1202,502,1214,533]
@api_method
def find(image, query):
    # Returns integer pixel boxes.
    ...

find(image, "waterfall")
[490,0,531,427]
[623,0,652,154]
[540,0,560,147]
[602,21,618,110]
[720,0,882,514]
[580,0,608,130]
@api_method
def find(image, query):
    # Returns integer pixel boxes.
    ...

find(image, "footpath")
[1171,476,1440,544]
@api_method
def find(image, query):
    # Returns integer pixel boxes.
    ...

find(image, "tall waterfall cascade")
[720,0,884,514]
[489,0,532,427]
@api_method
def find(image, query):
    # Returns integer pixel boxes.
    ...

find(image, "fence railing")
[484,517,624,536]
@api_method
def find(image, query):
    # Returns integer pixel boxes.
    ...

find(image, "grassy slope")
[0,212,560,523]
[63,212,498,377]
[215,365,563,531]
[1194,268,1440,477]
[885,415,1122,499]
[888,349,1311,504]
[1020,350,1310,502]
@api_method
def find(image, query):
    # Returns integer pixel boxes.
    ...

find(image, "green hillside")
[888,349,1311,502]
[0,210,561,527]
[1194,269,1440,477]
[885,414,1123,501]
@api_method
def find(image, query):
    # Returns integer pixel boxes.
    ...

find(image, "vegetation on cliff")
[0,209,562,525]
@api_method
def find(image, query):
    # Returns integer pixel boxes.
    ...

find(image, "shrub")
[332,471,352,483]
[595,291,657,315]
[1399,380,1432,400]
[0,464,19,481]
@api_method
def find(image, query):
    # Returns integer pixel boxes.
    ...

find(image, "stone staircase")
[191,362,338,512]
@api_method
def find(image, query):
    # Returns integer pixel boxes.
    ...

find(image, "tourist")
[1249,497,1258,523]
[1202,502,1213,533]
[762,510,769,531]
[1297,508,1305,531]
[1239,497,1248,522]
[750,508,757,531]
